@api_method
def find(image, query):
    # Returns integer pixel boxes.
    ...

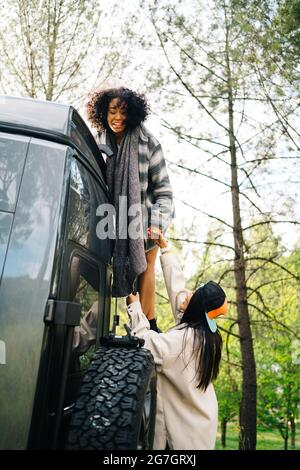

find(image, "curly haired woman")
[86,87,174,329]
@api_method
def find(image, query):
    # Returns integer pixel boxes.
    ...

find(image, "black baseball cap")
[181,281,227,332]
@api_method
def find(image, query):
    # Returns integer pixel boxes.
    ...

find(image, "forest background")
[0,0,299,450]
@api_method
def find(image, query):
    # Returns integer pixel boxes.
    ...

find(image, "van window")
[69,255,100,367]
[0,133,29,212]
[67,157,112,264]
[70,111,105,180]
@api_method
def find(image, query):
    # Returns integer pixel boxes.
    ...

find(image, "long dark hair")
[180,290,223,392]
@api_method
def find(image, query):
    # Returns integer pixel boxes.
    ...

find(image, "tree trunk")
[290,416,296,449]
[46,1,59,101]
[18,1,37,98]
[284,422,289,450]
[225,17,257,450]
[221,419,227,448]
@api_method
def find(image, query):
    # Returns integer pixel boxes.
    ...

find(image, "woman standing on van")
[126,231,227,450]
[86,87,174,330]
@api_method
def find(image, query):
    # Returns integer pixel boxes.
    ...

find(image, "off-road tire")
[67,346,156,450]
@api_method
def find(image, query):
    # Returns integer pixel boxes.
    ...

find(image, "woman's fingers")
[147,227,168,249]
[126,292,140,305]
[148,226,162,241]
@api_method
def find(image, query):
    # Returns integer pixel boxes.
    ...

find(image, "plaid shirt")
[97,124,174,233]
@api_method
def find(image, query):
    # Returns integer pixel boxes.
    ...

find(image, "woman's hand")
[126,292,140,305]
[147,227,168,249]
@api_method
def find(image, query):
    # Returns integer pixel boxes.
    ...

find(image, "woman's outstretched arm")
[148,229,191,323]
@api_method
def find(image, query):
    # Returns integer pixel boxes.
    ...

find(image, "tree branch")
[245,256,300,281]
[247,302,300,340]
[218,325,241,339]
[150,10,230,133]
[174,196,233,230]
[170,237,236,253]
[244,220,300,231]
[166,158,231,189]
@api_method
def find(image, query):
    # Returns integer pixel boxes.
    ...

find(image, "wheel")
[67,346,156,450]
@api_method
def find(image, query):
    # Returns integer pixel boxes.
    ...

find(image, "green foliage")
[257,335,300,447]
[184,219,300,447]
[215,355,241,425]
[215,422,300,449]
[275,0,300,57]
[142,0,300,448]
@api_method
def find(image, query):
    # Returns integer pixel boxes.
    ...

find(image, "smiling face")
[179,291,193,313]
[107,98,127,140]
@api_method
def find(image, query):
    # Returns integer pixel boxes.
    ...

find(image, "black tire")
[67,346,156,450]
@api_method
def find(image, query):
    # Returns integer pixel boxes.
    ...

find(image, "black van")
[0,96,156,450]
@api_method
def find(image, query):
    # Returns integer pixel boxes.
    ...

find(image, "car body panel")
[0,138,67,449]
[0,96,113,450]
[0,96,70,135]
[0,95,108,188]
[0,212,13,278]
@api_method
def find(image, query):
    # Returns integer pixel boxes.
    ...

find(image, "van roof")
[0,95,106,181]
[0,95,74,135]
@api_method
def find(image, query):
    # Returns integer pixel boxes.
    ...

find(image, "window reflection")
[67,158,112,264]
[70,112,101,177]
[70,255,100,366]
[64,255,101,411]
[0,134,29,212]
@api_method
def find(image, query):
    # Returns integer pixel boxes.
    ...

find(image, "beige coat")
[127,251,218,450]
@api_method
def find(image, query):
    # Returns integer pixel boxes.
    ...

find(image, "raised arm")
[160,251,190,323]
[148,230,191,324]
[126,295,168,369]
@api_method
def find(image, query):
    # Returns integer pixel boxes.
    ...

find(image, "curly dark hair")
[85,86,150,132]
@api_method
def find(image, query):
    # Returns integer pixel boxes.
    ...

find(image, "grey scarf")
[105,127,147,297]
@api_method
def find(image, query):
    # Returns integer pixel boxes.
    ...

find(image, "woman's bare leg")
[139,246,159,320]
